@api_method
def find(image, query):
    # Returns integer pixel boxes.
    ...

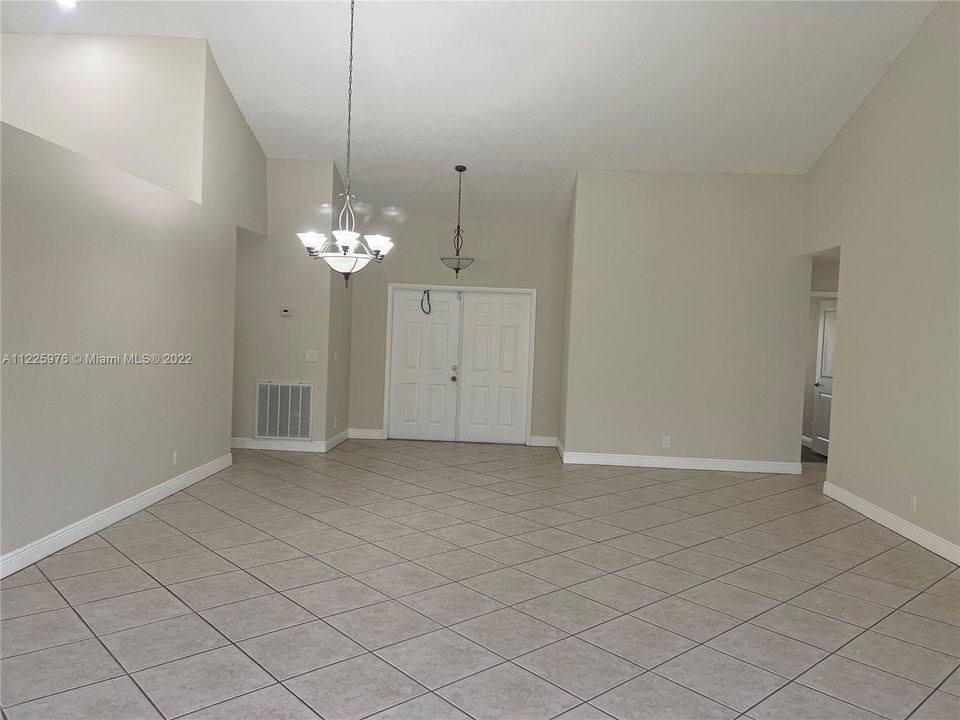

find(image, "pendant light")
[298,0,393,287]
[441,165,475,277]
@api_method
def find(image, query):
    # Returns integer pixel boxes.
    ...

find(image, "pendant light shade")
[441,165,475,278]
[298,0,393,287]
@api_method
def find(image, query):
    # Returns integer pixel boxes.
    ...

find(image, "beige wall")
[232,160,337,442]
[348,216,569,437]
[810,257,840,293]
[0,35,267,562]
[201,47,267,234]
[805,2,959,545]
[1,125,236,554]
[802,258,840,440]
[562,170,808,462]
[1,34,206,202]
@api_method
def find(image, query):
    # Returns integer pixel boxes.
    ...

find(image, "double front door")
[387,287,533,444]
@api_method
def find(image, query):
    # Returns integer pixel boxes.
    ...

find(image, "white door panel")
[458,292,531,444]
[812,301,836,456]
[388,290,460,440]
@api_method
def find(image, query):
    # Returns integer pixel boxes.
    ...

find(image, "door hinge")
[457,290,463,301]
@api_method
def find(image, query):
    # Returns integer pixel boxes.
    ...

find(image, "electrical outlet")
[305,350,318,362]
[909,494,917,513]
[173,449,179,467]
[662,436,671,449]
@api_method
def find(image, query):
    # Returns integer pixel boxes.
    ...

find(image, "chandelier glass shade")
[299,0,392,287]
[441,165,474,278]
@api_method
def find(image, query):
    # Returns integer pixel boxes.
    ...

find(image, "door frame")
[812,299,837,456]
[383,283,537,445]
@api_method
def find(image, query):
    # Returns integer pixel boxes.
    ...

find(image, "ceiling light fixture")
[441,165,474,278]
[298,0,392,287]
[56,0,77,9]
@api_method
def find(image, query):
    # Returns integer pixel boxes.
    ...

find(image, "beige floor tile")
[326,600,439,649]
[168,570,272,611]
[706,622,827,679]
[578,616,696,668]
[0,582,68,619]
[749,682,886,719]
[100,613,228,672]
[633,597,740,642]
[0,607,92,659]
[377,629,501,689]
[593,673,737,720]
[0,639,123,707]
[284,577,388,617]
[201,593,314,641]
[438,663,579,720]
[798,655,931,720]
[181,684,316,719]
[285,654,424,720]
[4,676,161,720]
[74,587,190,635]
[238,619,364,679]
[515,637,642,700]
[133,645,272,718]
[838,631,960,687]
[655,645,787,711]
[452,608,567,659]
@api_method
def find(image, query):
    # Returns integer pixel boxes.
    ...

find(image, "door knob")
[814,382,821,387]
[451,376,458,382]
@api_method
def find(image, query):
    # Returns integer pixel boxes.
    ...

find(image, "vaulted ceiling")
[2,1,934,221]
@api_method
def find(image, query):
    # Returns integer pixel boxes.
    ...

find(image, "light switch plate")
[305,350,318,362]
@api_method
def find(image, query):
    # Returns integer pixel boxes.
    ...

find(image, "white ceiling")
[2,1,933,221]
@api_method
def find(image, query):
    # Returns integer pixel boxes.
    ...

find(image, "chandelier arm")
[339,192,356,233]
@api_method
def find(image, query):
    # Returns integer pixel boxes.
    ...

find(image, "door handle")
[451,376,458,383]
[814,382,821,387]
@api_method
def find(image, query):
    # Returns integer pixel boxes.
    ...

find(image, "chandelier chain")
[344,0,355,196]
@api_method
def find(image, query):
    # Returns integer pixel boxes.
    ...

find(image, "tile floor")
[1,440,958,720]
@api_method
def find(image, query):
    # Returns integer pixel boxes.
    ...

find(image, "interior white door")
[458,292,532,444]
[812,301,837,456]
[388,289,461,441]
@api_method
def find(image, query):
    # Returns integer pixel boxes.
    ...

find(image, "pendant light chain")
[344,0,355,197]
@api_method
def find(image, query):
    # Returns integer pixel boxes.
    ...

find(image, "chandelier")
[441,165,475,278]
[298,0,393,287]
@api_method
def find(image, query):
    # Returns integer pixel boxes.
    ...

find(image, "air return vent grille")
[256,382,312,440]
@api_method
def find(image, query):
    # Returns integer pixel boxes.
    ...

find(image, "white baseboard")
[561,450,801,475]
[0,453,232,578]
[233,429,349,454]
[325,429,348,451]
[823,481,959,564]
[801,435,813,448]
[348,428,386,440]
[232,437,328,452]
[529,436,559,448]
